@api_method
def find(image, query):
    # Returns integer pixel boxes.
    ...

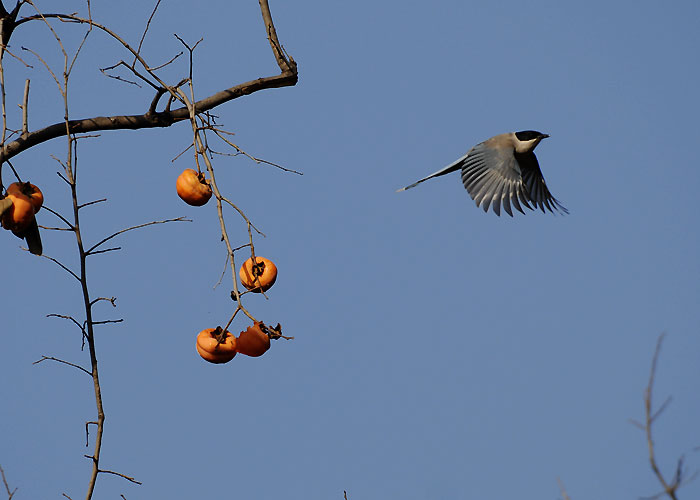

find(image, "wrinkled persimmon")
[196,328,237,364]
[176,168,212,206]
[239,256,277,293]
[236,322,271,357]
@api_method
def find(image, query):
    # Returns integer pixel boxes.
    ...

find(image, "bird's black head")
[515,130,549,141]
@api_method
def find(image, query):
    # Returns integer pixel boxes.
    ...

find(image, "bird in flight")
[397,131,567,216]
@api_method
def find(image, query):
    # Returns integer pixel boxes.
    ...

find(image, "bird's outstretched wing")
[516,152,568,215]
[460,144,567,216]
[460,143,532,216]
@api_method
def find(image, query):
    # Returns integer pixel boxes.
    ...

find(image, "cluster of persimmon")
[196,322,274,364]
[196,257,279,364]
[1,181,44,255]
[177,168,283,364]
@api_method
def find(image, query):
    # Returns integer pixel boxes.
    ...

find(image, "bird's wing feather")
[517,152,569,215]
[460,143,567,216]
[460,143,526,217]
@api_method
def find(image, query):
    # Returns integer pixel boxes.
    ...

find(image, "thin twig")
[85,421,97,446]
[213,251,230,289]
[40,253,80,281]
[90,296,117,307]
[91,319,123,326]
[87,246,120,256]
[47,312,86,332]
[96,469,142,485]
[643,333,680,500]
[77,198,107,210]
[20,44,62,92]
[0,464,17,499]
[85,217,189,255]
[1,46,33,68]
[42,204,76,229]
[212,127,302,175]
[135,0,162,59]
[221,196,265,236]
[33,355,91,376]
[557,477,572,500]
[21,78,28,135]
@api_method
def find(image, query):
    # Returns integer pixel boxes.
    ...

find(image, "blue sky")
[2,1,699,498]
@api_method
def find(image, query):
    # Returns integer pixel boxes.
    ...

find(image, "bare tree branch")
[0,71,296,163]
[20,78,28,135]
[47,312,86,334]
[91,318,123,326]
[0,3,298,498]
[643,333,681,500]
[90,296,116,308]
[0,464,17,499]
[85,217,189,255]
[210,127,302,175]
[135,0,162,59]
[33,355,91,376]
[95,469,141,485]
[40,252,80,280]
[1,6,298,163]
[557,477,572,500]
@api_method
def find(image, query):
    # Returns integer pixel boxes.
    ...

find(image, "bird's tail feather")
[396,153,468,192]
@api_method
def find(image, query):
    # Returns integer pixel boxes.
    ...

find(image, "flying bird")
[397,131,568,216]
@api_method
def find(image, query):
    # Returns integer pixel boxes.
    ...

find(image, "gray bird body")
[397,131,567,216]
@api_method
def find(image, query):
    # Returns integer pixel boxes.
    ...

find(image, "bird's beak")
[540,134,550,139]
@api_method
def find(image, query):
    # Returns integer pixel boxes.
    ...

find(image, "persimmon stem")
[214,326,228,346]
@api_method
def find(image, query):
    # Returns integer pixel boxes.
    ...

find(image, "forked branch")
[0,1,297,163]
[640,334,686,500]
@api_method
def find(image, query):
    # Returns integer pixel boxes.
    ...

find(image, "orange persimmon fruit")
[176,168,212,206]
[196,328,237,364]
[1,186,38,233]
[236,322,271,357]
[1,182,44,255]
[7,182,43,213]
[239,256,277,293]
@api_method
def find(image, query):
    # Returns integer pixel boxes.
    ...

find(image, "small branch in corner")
[638,333,688,500]
[0,464,17,499]
[557,477,572,500]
